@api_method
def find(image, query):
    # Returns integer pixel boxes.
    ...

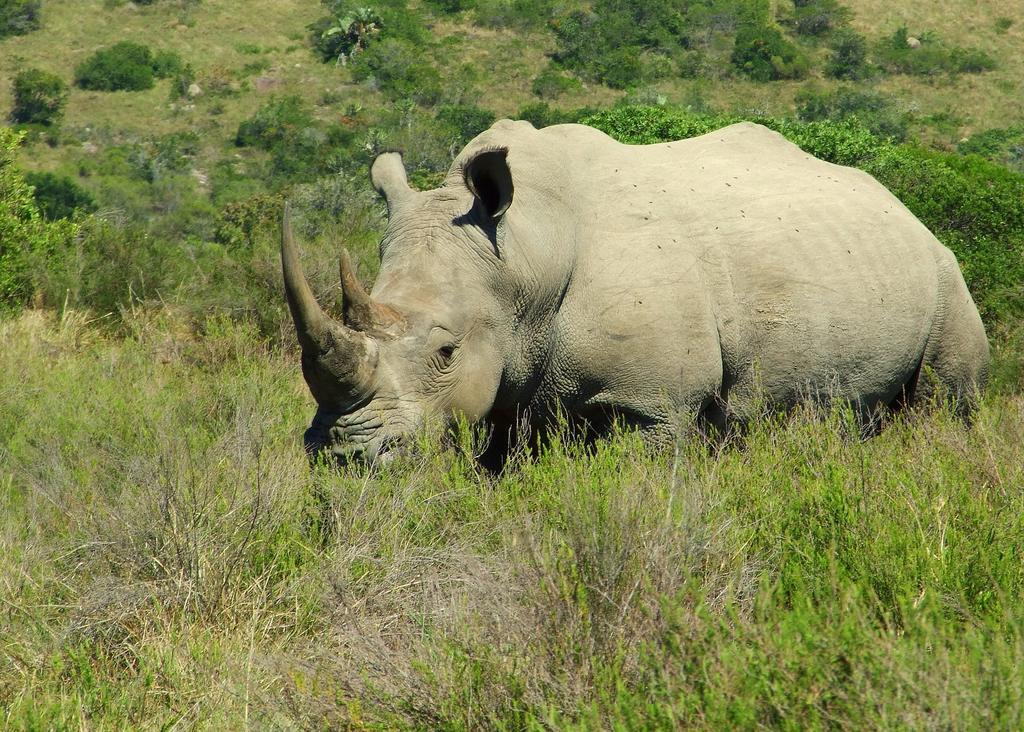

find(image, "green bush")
[423,0,476,12]
[235,96,314,150]
[826,28,870,79]
[350,38,443,105]
[0,128,79,310]
[583,105,1024,322]
[731,25,810,80]
[0,0,40,38]
[214,192,285,249]
[75,42,156,92]
[531,66,582,99]
[552,0,689,88]
[473,0,556,30]
[795,86,908,141]
[791,0,850,37]
[151,49,186,78]
[875,27,996,76]
[25,172,97,220]
[169,63,196,100]
[958,126,1024,173]
[309,6,384,64]
[310,1,428,64]
[517,102,596,129]
[436,104,495,144]
[235,97,358,182]
[10,69,68,126]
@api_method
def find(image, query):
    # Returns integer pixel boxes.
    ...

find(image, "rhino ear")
[464,148,513,220]
[370,152,413,213]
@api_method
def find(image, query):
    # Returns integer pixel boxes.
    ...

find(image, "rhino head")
[282,148,518,465]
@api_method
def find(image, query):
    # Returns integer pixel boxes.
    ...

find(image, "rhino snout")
[303,408,416,466]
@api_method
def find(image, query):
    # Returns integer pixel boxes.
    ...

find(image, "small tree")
[75,42,156,92]
[11,69,68,126]
[731,25,810,81]
[826,29,869,80]
[312,7,383,64]
[0,0,41,39]
[0,128,79,309]
[26,172,97,220]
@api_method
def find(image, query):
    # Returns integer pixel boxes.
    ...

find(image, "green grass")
[2,308,1023,728]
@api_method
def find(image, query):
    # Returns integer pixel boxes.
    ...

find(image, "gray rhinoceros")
[282,120,989,465]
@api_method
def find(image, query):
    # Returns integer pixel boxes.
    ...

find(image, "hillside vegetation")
[2,0,1024,727]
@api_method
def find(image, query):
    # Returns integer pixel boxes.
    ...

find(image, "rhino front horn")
[281,204,377,397]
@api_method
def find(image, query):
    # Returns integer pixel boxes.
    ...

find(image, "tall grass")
[2,308,1023,728]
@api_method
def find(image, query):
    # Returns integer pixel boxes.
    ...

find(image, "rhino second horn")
[339,248,402,333]
[281,205,377,391]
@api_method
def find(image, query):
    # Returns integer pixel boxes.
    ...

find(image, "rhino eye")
[438,344,456,363]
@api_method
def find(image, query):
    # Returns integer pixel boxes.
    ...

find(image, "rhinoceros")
[282,120,989,465]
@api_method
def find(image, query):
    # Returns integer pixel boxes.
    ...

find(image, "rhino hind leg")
[908,251,990,418]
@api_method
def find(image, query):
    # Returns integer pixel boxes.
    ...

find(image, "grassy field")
[3,0,1024,727]
[2,309,1024,728]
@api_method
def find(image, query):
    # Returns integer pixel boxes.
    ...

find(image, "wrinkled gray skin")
[283,120,989,466]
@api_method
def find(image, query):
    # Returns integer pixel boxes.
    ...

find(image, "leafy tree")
[312,6,383,64]
[0,0,41,39]
[25,172,96,220]
[75,42,156,92]
[791,0,850,37]
[795,86,907,140]
[826,28,869,80]
[0,128,79,309]
[731,25,809,80]
[552,0,688,88]
[436,104,495,143]
[875,27,995,76]
[309,1,429,65]
[10,69,68,126]
[350,38,443,105]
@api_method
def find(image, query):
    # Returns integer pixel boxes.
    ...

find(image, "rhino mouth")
[304,410,413,466]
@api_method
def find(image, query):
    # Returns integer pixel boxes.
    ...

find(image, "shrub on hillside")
[436,104,495,144]
[958,126,1024,173]
[25,172,96,220]
[552,0,689,89]
[0,0,40,38]
[235,97,358,182]
[10,69,68,126]
[795,86,908,140]
[473,0,556,30]
[350,38,443,105]
[152,49,186,78]
[0,128,79,310]
[791,0,850,37]
[423,0,476,12]
[214,192,285,249]
[75,42,184,92]
[235,96,315,150]
[310,6,384,64]
[875,27,996,76]
[310,1,428,65]
[731,25,810,80]
[531,67,582,100]
[826,28,870,80]
[517,102,596,129]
